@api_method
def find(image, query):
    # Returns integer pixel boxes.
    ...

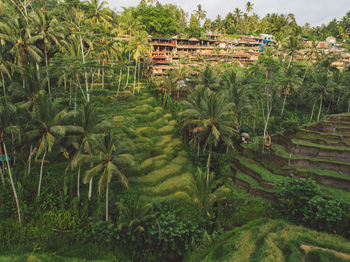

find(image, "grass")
[186,219,350,262]
[141,172,192,196]
[135,163,183,184]
[272,143,350,166]
[283,166,350,181]
[292,138,350,152]
[235,156,285,184]
[235,171,274,193]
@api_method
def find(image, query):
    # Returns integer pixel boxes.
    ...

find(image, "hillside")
[98,87,194,201]
[186,219,350,262]
[232,113,350,202]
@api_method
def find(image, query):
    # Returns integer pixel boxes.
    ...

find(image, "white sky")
[107,0,350,26]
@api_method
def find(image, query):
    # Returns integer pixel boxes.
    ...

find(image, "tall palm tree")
[30,9,64,94]
[79,131,135,221]
[233,8,242,26]
[175,168,226,217]
[26,93,82,196]
[312,71,334,122]
[130,30,151,95]
[245,1,254,15]
[195,4,207,22]
[0,99,22,225]
[196,65,219,92]
[181,90,239,180]
[279,66,301,116]
[68,103,112,199]
[283,35,303,69]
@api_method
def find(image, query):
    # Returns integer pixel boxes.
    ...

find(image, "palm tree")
[175,168,226,216]
[130,30,151,95]
[31,9,64,94]
[0,99,22,225]
[26,93,81,196]
[79,131,135,221]
[195,4,207,22]
[234,8,242,26]
[283,35,303,69]
[196,65,219,91]
[311,71,334,122]
[181,90,239,180]
[86,0,111,25]
[68,103,113,199]
[116,198,155,232]
[245,1,254,15]
[221,69,251,126]
[279,66,301,116]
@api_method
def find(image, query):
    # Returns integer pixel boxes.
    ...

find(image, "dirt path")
[300,244,350,260]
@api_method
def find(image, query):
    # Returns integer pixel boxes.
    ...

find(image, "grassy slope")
[99,87,193,201]
[185,219,350,262]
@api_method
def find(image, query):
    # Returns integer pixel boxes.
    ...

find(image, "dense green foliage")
[1,0,350,261]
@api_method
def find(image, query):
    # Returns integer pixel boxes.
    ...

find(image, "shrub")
[275,175,320,219]
[303,196,344,233]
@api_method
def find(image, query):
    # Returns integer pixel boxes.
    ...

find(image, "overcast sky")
[107,0,350,26]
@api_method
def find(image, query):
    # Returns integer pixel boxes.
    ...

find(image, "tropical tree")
[245,1,254,15]
[311,70,334,122]
[0,99,22,225]
[175,168,226,216]
[181,90,239,180]
[195,4,207,22]
[26,93,81,196]
[78,131,135,221]
[130,30,151,95]
[196,65,219,91]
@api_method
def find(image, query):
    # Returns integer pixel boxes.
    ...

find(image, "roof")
[189,37,200,41]
[149,36,175,40]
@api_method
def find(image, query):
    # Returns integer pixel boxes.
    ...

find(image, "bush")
[303,196,344,233]
[275,175,320,219]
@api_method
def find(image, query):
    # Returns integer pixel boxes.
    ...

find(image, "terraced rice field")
[186,219,350,262]
[232,113,350,202]
[99,87,193,201]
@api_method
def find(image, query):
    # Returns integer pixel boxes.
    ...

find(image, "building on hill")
[147,32,275,75]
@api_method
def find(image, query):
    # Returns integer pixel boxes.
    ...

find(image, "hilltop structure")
[149,32,274,75]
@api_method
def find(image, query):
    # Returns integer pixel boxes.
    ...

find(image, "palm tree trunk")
[44,46,51,94]
[1,71,7,99]
[281,94,287,116]
[2,142,22,226]
[310,100,316,122]
[287,55,293,69]
[80,35,90,102]
[105,183,109,222]
[102,62,105,89]
[37,148,47,196]
[317,95,323,122]
[116,69,122,97]
[206,145,212,182]
[348,100,350,113]
[27,145,36,176]
[133,61,137,96]
[137,60,141,94]
[124,51,131,89]
[77,165,80,198]
[88,177,93,200]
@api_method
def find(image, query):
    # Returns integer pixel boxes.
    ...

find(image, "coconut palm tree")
[68,103,113,199]
[245,1,254,15]
[311,70,334,122]
[26,93,82,196]
[181,90,239,180]
[195,4,207,22]
[0,99,22,225]
[175,168,226,216]
[130,30,151,95]
[196,65,220,92]
[283,35,303,69]
[79,131,135,221]
[30,9,64,94]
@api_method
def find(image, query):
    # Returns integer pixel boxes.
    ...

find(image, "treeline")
[129,1,350,42]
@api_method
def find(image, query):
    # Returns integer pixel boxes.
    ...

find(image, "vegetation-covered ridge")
[186,219,350,262]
